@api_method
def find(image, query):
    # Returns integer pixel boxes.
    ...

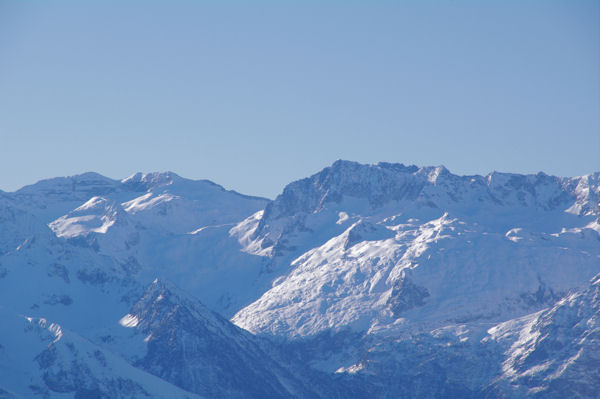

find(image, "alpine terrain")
[0,161,598,398]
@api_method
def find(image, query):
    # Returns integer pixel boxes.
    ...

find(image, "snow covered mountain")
[232,161,600,338]
[0,161,598,398]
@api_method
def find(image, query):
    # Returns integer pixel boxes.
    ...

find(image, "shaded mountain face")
[0,162,598,398]
[119,279,319,399]
[0,308,205,399]
[484,273,600,398]
[316,272,600,399]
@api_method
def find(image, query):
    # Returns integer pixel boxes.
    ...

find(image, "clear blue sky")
[1,1,598,198]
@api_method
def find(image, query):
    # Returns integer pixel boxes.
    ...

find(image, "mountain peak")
[328,159,421,175]
[15,172,118,195]
[263,161,454,220]
[121,172,182,191]
[48,195,127,238]
[260,161,597,223]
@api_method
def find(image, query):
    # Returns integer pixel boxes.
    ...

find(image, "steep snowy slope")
[0,308,204,399]
[232,161,600,338]
[0,193,45,255]
[46,201,271,316]
[484,272,600,398]
[0,208,148,348]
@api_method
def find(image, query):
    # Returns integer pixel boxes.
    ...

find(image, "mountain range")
[0,160,598,398]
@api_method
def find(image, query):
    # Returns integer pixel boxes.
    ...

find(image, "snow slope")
[37,171,269,316]
[0,308,204,399]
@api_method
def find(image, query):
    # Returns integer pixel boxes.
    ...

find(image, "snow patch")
[336,212,349,224]
[119,314,140,328]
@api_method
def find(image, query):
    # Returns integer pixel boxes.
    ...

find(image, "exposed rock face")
[387,277,430,316]
[123,280,324,399]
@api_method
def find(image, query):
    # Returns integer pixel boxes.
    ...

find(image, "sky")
[0,1,598,198]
